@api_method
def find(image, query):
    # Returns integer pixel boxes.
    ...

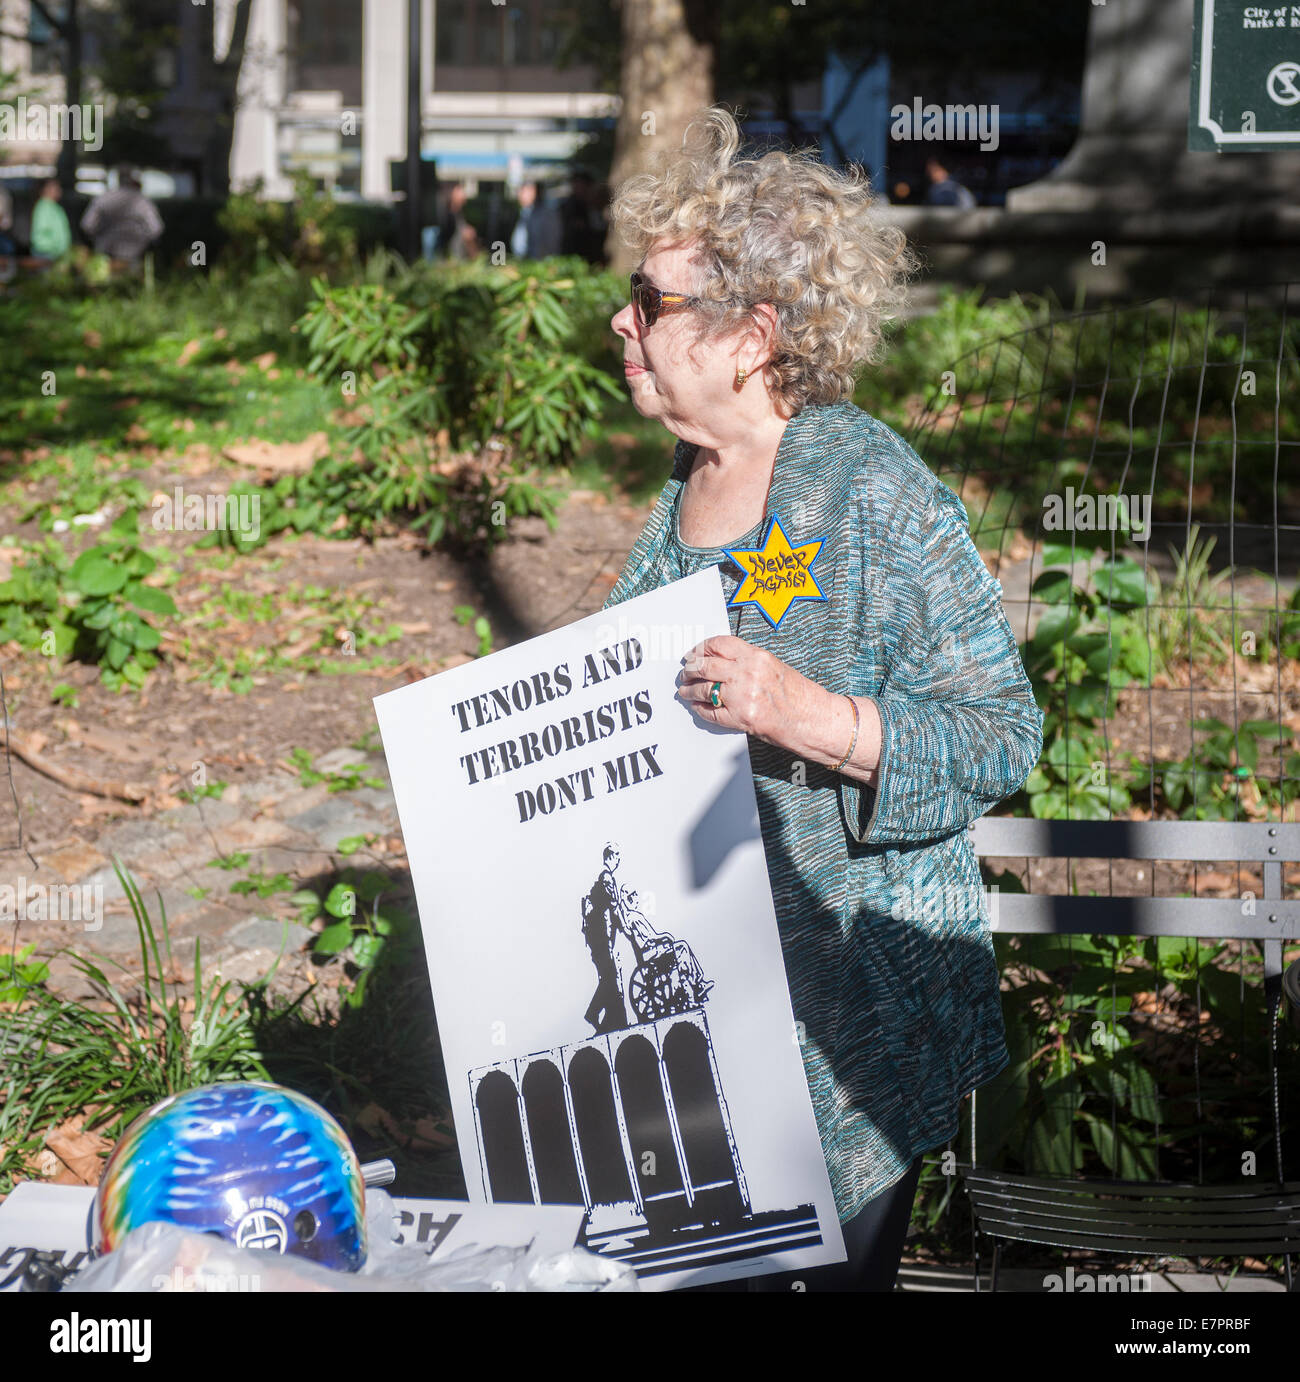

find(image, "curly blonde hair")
[610,105,918,416]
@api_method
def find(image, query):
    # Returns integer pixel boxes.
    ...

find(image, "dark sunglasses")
[630,270,698,329]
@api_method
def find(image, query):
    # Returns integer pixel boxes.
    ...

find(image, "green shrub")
[296,257,623,547]
[1018,547,1155,820]
[0,511,175,691]
[217,173,362,277]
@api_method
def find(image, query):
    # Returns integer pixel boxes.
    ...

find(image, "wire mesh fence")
[903,283,1300,1244]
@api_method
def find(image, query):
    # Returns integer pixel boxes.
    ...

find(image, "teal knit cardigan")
[603,400,1044,1221]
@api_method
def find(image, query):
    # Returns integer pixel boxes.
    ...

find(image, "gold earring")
[735,367,747,389]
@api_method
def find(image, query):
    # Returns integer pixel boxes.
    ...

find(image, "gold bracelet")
[832,694,860,772]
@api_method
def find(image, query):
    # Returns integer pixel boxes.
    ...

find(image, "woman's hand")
[678,634,881,782]
[678,635,810,742]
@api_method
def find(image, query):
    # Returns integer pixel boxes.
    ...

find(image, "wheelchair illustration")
[626,934,712,1022]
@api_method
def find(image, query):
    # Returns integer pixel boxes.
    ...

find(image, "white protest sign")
[0,1183,94,1291]
[0,1186,583,1290]
[374,568,845,1289]
[391,1197,582,1261]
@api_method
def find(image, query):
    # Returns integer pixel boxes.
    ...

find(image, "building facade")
[229,0,617,200]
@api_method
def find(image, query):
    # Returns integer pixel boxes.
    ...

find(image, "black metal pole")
[405,0,422,261]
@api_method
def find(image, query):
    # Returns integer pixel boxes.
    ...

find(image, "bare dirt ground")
[1,490,648,861]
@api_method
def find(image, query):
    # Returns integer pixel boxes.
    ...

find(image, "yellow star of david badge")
[724,515,828,630]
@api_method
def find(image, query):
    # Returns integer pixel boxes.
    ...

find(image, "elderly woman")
[602,108,1043,1292]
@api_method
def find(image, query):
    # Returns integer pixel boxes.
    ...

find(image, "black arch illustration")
[615,1034,687,1225]
[522,1059,584,1204]
[476,1070,533,1203]
[663,1023,744,1222]
[569,1046,633,1207]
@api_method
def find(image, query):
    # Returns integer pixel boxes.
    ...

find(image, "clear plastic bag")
[66,1190,637,1292]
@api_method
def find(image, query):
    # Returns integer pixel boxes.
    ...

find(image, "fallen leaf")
[58,720,153,763]
[44,1122,112,1185]
[410,1117,456,1151]
[355,1103,403,1142]
[281,634,320,661]
[177,338,202,367]
[222,433,330,476]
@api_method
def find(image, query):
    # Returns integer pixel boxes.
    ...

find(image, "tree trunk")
[54,0,80,197]
[604,0,717,275]
[196,0,253,198]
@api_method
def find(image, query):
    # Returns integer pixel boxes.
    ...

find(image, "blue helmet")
[95,1081,367,1271]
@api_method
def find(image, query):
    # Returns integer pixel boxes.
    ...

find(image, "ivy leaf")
[81,602,116,631]
[324,883,357,919]
[125,583,178,616]
[109,508,140,540]
[350,932,384,969]
[313,920,354,955]
[1038,542,1080,569]
[1096,559,1149,608]
[69,551,127,596]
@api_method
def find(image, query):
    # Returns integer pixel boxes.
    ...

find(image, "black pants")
[583,941,626,1032]
[685,1154,924,1293]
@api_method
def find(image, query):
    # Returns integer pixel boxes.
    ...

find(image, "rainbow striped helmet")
[95,1082,367,1272]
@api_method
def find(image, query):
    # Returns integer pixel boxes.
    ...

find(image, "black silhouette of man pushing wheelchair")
[581,842,713,1035]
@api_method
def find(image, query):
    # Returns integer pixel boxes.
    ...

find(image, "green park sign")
[1189,0,1300,150]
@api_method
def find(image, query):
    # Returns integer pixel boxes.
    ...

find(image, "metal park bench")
[964,816,1300,1291]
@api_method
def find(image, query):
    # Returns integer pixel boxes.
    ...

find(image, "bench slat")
[969,1199,1300,1236]
[968,1187,1300,1220]
[970,817,1300,862]
[964,1171,1300,1202]
[970,1218,1300,1257]
[988,894,1299,938]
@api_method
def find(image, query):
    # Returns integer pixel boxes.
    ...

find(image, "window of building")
[504,5,532,65]
[287,0,363,102]
[536,5,572,65]
[436,0,470,64]
[474,5,502,66]
[294,0,362,68]
[28,0,64,76]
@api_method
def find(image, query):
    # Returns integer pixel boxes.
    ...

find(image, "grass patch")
[0,860,274,1194]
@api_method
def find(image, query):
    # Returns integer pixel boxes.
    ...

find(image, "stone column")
[362,0,409,202]
[230,0,290,197]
